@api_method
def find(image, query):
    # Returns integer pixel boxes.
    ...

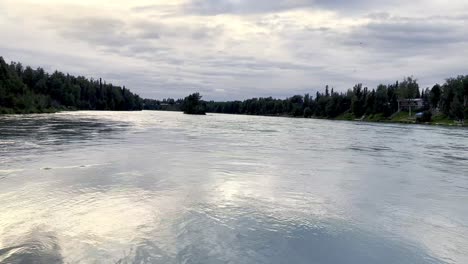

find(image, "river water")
[0,111,467,264]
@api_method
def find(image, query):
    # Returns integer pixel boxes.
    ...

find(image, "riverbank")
[1,108,466,128]
[334,111,466,127]
[0,107,63,115]
[206,110,467,127]
[0,107,144,115]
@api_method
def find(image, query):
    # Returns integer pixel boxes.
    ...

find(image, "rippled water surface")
[1,111,467,264]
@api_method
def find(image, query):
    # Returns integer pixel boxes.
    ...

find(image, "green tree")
[429,84,441,109]
[450,96,464,121]
[463,76,468,108]
[181,93,206,115]
[397,77,420,99]
[303,107,312,118]
[351,84,365,117]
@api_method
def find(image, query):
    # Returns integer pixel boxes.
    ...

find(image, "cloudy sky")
[1,0,467,100]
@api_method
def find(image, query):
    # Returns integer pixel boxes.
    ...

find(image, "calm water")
[0,111,467,264]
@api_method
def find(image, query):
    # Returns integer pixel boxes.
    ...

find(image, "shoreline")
[1,109,466,128]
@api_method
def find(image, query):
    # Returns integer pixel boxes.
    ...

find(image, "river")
[0,111,467,264]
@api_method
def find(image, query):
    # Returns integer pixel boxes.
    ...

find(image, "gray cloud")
[273,12,468,91]
[184,0,318,15]
[133,21,225,40]
[49,16,225,49]
[342,15,468,54]
[51,17,135,48]
[182,0,409,15]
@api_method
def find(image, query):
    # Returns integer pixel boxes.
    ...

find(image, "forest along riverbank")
[2,57,467,127]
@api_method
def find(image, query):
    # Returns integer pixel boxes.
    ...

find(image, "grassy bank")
[334,111,466,127]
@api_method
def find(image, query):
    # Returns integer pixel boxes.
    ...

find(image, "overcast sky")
[1,0,467,100]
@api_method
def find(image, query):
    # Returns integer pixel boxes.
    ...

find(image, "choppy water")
[0,111,467,264]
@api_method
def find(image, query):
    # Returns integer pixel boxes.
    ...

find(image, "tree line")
[146,76,468,122]
[0,57,143,114]
[1,56,467,122]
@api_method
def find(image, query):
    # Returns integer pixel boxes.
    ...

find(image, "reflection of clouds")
[318,122,468,264]
[1,112,467,263]
[170,204,444,264]
[0,112,132,166]
[379,209,468,264]
[0,178,184,263]
[417,215,468,264]
[0,228,63,264]
[207,171,343,222]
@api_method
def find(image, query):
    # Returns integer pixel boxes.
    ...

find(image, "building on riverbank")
[398,99,424,116]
